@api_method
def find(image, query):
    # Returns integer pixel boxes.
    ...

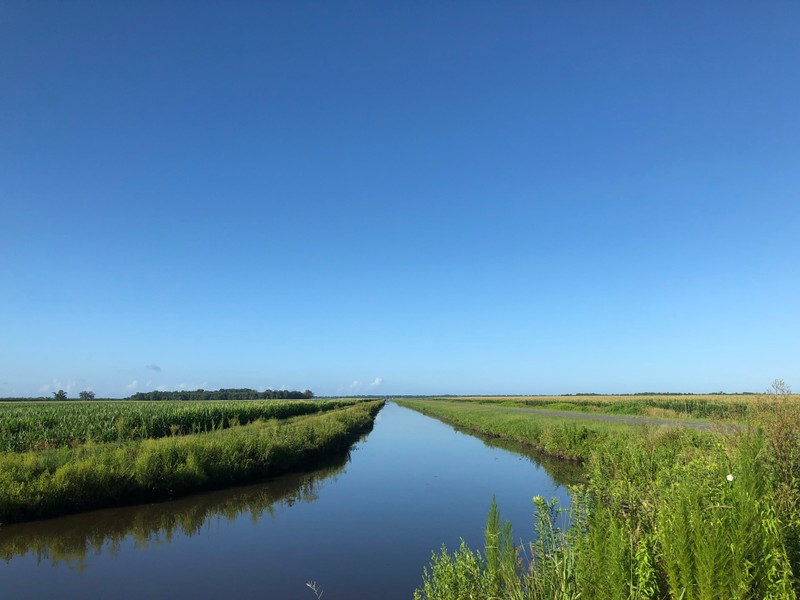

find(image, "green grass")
[396,399,683,461]
[0,400,383,523]
[416,393,781,420]
[0,398,360,452]
[405,387,800,599]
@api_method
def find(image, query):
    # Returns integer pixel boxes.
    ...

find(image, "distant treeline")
[1,388,314,402]
[129,388,314,401]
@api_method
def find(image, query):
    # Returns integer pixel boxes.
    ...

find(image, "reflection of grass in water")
[448,423,586,488]
[0,451,353,569]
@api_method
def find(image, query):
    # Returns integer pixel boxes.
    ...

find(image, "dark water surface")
[0,402,573,599]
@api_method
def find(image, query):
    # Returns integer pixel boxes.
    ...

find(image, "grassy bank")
[409,393,800,421]
[395,399,709,461]
[0,457,348,565]
[0,400,383,524]
[404,387,800,599]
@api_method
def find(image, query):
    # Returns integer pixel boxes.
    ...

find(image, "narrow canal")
[0,402,575,599]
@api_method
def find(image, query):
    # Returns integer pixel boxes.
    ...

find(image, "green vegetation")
[0,398,358,452]
[406,383,800,599]
[0,399,383,523]
[414,393,789,421]
[396,399,679,461]
[128,387,315,401]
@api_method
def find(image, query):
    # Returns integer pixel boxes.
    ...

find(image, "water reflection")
[0,452,350,569]
[449,424,586,488]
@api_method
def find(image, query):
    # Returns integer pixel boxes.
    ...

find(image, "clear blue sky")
[1,2,798,397]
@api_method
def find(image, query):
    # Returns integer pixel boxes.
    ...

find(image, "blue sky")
[1,2,798,397]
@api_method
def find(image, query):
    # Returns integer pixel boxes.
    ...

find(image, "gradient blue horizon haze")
[1,2,798,398]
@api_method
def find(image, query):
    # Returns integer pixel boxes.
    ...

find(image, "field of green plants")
[402,383,800,599]
[0,398,358,452]
[0,398,383,523]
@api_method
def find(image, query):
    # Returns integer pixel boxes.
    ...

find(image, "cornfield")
[0,399,359,452]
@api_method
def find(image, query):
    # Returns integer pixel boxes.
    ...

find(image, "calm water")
[0,403,575,599]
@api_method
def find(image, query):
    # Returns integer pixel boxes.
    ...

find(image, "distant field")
[413,394,796,421]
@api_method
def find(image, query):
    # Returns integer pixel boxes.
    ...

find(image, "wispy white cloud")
[348,380,360,391]
[40,378,76,394]
[369,377,383,388]
[126,380,139,391]
[175,381,208,391]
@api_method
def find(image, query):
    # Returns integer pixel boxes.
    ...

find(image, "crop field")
[0,398,384,523]
[0,398,358,452]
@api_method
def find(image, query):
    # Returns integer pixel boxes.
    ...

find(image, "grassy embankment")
[396,399,707,462]
[0,458,348,565]
[413,393,768,421]
[400,385,800,599]
[0,398,383,524]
